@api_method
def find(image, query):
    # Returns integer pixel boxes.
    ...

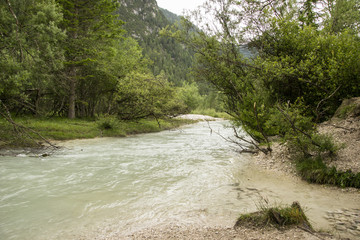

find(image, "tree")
[324,0,360,34]
[56,0,124,118]
[0,0,65,114]
[115,71,187,120]
[75,37,150,117]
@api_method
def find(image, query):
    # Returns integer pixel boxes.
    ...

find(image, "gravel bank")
[124,223,333,240]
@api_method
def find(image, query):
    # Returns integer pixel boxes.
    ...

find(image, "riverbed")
[0,120,359,239]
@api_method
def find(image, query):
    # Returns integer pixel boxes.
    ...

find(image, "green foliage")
[265,101,339,157]
[257,20,360,120]
[96,115,119,130]
[56,0,125,118]
[115,72,187,120]
[177,82,204,111]
[200,91,226,112]
[74,37,149,118]
[0,0,65,113]
[297,157,360,188]
[160,8,181,24]
[326,0,360,34]
[0,0,189,122]
[191,108,231,119]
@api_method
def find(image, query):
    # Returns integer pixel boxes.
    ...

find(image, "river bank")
[123,223,331,240]
[0,116,197,150]
[251,113,360,239]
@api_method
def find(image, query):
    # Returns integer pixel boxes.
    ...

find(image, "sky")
[156,0,206,16]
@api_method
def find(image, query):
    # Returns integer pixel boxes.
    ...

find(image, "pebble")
[335,225,347,231]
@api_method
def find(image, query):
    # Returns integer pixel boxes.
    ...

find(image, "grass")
[191,108,232,119]
[336,104,356,118]
[296,156,360,188]
[0,116,196,148]
[235,201,312,230]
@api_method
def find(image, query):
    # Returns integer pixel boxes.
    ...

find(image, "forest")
[0,0,215,147]
[0,0,197,119]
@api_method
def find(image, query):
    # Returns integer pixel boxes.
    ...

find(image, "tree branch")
[315,85,341,121]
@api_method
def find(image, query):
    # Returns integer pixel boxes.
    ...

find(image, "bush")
[96,115,118,130]
[177,82,204,111]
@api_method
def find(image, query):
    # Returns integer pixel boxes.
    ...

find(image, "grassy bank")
[0,116,196,148]
[191,108,232,119]
[296,157,360,188]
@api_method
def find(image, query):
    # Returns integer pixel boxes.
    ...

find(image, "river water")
[0,120,359,239]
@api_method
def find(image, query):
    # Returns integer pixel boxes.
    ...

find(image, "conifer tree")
[56,0,124,118]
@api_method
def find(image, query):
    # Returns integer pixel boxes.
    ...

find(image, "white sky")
[156,0,207,16]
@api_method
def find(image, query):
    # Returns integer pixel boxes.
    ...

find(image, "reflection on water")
[0,121,359,239]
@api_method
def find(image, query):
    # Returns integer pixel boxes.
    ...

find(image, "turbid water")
[0,120,359,240]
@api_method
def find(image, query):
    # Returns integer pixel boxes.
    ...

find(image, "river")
[0,120,359,239]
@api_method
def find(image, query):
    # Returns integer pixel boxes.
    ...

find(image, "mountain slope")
[117,0,193,86]
[160,7,182,23]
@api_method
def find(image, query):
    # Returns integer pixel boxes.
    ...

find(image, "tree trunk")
[67,5,78,119]
[68,74,76,119]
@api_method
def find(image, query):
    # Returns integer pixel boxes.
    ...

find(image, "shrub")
[96,115,118,130]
